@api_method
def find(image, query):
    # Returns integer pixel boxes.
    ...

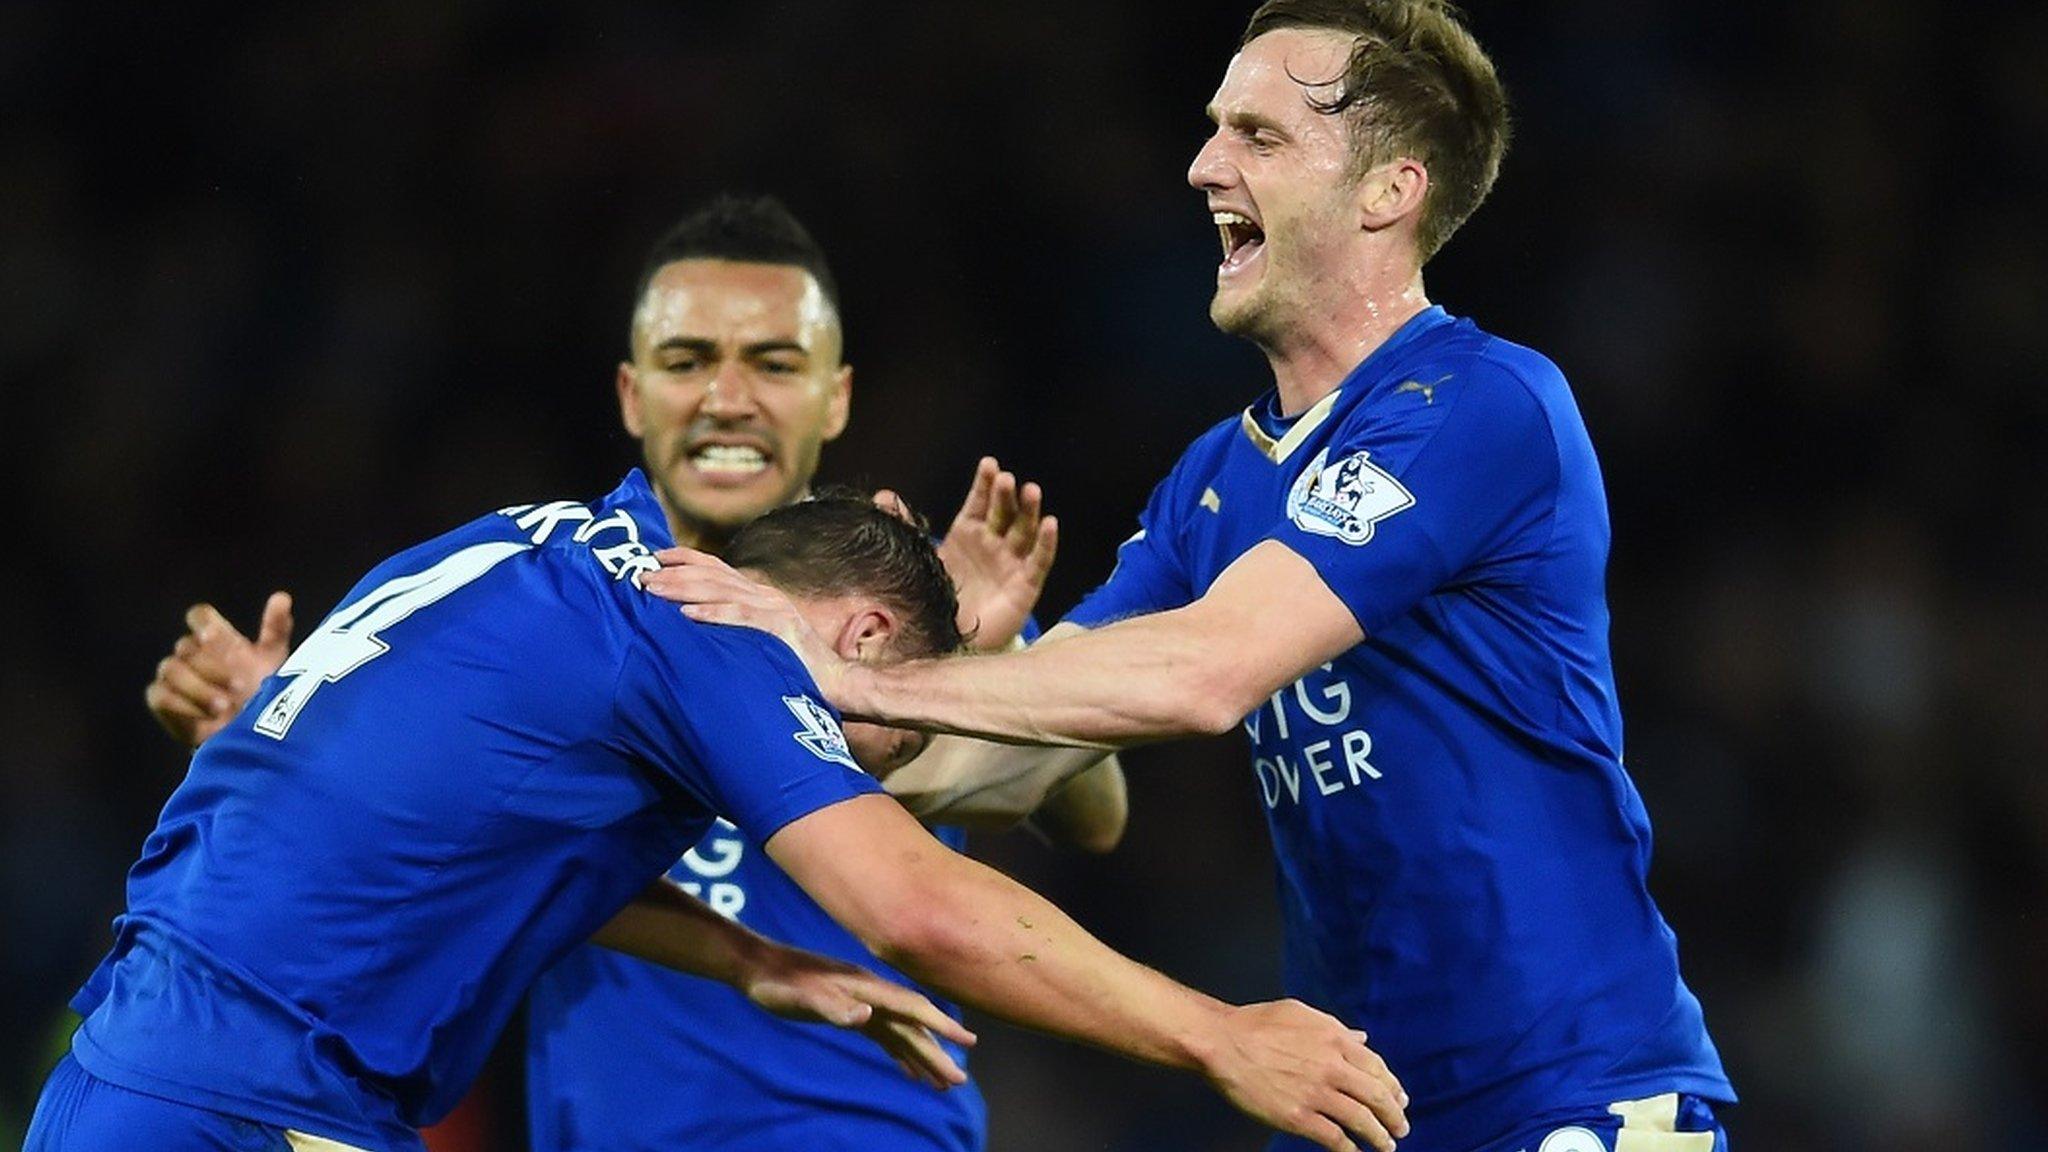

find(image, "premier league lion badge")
[783,694,858,769]
[1285,446,1415,546]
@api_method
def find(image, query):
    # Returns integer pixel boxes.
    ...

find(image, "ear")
[822,364,852,443]
[616,361,645,439]
[831,601,897,663]
[1357,157,1430,235]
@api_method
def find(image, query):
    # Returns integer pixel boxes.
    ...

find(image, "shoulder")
[1374,323,1575,458]
[618,591,824,700]
[1160,412,1248,483]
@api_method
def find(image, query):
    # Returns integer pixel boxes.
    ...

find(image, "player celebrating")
[651,4,1737,1151]
[141,197,1124,1152]
[35,486,1408,1152]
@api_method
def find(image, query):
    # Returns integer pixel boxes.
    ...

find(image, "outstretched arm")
[767,794,1407,1152]
[593,877,976,1089]
[646,540,1358,748]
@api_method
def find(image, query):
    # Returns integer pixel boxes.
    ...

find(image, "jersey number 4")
[253,541,532,740]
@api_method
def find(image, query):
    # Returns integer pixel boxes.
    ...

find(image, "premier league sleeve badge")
[1285,446,1415,546]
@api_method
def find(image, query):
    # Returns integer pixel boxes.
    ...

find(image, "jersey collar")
[1238,306,1455,464]
[611,468,678,549]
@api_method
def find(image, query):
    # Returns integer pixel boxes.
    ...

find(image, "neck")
[665,511,729,555]
[659,488,813,555]
[1265,268,1430,416]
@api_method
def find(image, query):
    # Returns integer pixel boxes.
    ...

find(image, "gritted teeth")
[1212,211,1264,261]
[689,443,769,475]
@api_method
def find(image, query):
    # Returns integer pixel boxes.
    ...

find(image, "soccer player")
[139,196,1126,1152]
[36,485,1409,1152]
[651,4,1737,1151]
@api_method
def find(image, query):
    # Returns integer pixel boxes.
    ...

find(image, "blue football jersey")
[67,471,881,1152]
[1067,308,1733,1152]
[526,819,984,1152]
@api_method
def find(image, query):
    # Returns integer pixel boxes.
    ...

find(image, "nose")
[700,361,758,418]
[1188,129,1234,193]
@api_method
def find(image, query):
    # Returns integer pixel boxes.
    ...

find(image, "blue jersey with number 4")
[1067,308,1733,1152]
[67,471,880,1152]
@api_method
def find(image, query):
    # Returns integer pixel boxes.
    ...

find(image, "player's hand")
[143,592,295,749]
[1199,999,1409,1152]
[740,943,977,1089]
[880,458,1057,652]
[643,549,853,703]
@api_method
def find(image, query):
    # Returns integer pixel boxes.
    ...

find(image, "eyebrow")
[653,337,811,357]
[1204,104,1291,138]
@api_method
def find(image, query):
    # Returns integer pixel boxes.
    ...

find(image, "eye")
[758,357,805,376]
[661,354,707,373]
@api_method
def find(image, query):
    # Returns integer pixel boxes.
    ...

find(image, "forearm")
[874,851,1226,1071]
[590,877,767,986]
[837,542,1364,748]
[844,607,1251,747]
[884,735,1118,831]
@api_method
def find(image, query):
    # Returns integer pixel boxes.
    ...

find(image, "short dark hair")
[1242,0,1510,261]
[724,493,963,658]
[631,194,842,328]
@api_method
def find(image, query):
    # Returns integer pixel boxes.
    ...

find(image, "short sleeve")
[1272,369,1561,637]
[613,610,881,844]
[1064,471,1196,629]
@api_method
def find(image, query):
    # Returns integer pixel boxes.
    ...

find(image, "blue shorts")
[25,1052,350,1152]
[1477,1093,1727,1152]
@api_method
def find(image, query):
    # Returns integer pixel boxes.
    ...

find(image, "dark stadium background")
[5,1,2045,1148]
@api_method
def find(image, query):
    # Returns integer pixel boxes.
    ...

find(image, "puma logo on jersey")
[1395,374,1452,404]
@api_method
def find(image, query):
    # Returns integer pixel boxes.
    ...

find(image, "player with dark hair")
[29,484,1409,1152]
[140,194,1127,1152]
[655,4,1736,1151]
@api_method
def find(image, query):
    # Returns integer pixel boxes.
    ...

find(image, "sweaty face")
[1188,29,1363,347]
[618,261,850,545]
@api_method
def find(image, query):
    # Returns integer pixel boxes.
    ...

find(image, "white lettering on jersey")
[679,819,748,921]
[255,541,531,740]
[498,501,659,584]
[784,695,858,769]
[1286,446,1414,546]
[1244,665,1382,810]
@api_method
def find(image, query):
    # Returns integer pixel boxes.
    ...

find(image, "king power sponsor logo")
[1242,664,1383,809]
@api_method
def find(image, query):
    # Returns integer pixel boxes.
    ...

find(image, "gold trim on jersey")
[1238,388,1344,464]
[286,1130,376,1152]
[1609,1093,1716,1151]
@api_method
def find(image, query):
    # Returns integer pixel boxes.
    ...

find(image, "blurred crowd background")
[4,0,2045,1148]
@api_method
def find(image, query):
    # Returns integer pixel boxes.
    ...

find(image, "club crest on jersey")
[783,694,858,769]
[1286,447,1414,545]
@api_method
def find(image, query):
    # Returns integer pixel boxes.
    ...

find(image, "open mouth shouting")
[1214,208,1266,278]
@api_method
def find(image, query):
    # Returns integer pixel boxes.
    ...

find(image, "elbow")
[860,898,972,982]
[1068,810,1125,855]
[1176,665,1258,738]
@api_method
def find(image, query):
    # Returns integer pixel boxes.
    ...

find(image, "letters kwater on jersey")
[67,471,880,1152]
[1067,308,1732,1152]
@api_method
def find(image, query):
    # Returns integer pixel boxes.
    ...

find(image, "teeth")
[691,444,768,474]
[1213,211,1254,227]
